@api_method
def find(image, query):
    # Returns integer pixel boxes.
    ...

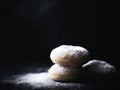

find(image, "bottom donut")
[48,64,83,81]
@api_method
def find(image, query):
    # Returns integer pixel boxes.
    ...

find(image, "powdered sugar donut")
[82,60,117,75]
[48,64,83,81]
[50,45,90,67]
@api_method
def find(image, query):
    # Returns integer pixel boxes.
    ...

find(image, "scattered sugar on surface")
[10,72,59,88]
[17,73,48,84]
[3,72,86,89]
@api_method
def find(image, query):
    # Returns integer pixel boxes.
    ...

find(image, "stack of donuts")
[48,45,90,81]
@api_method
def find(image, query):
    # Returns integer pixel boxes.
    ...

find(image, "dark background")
[0,0,120,71]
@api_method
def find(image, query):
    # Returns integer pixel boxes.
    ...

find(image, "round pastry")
[50,45,90,67]
[82,60,117,80]
[48,64,82,81]
[82,60,117,75]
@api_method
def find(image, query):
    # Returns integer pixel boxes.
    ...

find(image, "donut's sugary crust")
[48,64,83,81]
[50,45,90,67]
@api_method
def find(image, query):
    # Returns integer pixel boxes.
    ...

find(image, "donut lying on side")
[82,60,117,80]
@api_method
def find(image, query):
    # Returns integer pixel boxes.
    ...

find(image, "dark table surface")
[0,63,120,90]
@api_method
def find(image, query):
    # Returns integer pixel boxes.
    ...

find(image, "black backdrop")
[0,0,120,70]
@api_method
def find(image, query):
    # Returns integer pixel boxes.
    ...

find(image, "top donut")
[50,45,90,67]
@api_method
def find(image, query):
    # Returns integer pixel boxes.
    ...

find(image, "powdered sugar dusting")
[58,45,87,55]
[17,73,49,84]
[3,72,87,89]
